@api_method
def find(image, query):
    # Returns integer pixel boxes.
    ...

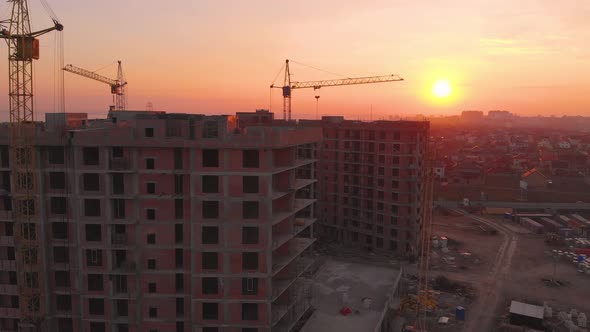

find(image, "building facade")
[0,111,320,332]
[301,117,429,256]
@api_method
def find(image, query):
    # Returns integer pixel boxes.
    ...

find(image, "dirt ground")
[428,212,590,331]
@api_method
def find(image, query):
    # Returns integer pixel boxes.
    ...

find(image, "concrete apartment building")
[301,116,429,256]
[0,110,320,332]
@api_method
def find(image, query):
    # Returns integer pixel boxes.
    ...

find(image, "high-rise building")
[300,116,429,256]
[0,111,320,332]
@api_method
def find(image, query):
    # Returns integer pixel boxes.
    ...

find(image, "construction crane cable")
[270,62,285,87]
[39,0,58,22]
[289,59,350,79]
[91,61,117,74]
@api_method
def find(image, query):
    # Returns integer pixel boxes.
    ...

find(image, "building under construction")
[300,116,430,257]
[0,110,320,332]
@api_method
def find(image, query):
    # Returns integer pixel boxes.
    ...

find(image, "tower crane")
[270,59,404,120]
[64,60,127,111]
[0,0,63,330]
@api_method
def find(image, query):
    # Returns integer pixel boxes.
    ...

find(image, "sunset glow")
[0,1,586,120]
[433,80,452,98]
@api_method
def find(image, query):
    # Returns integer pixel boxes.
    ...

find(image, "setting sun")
[433,80,452,98]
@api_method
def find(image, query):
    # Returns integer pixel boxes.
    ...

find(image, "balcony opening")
[52,222,68,239]
[83,173,100,191]
[242,150,259,168]
[242,252,258,270]
[84,199,101,217]
[114,250,127,268]
[176,297,184,316]
[175,273,184,292]
[55,271,70,287]
[202,226,218,245]
[203,121,219,139]
[175,248,183,268]
[114,275,128,293]
[202,303,218,320]
[85,224,102,242]
[112,146,124,158]
[48,146,65,165]
[175,223,183,243]
[113,199,126,218]
[242,201,259,219]
[174,174,184,194]
[242,278,258,295]
[88,298,104,315]
[202,201,219,219]
[202,149,219,167]
[56,295,71,312]
[174,148,183,169]
[50,197,67,215]
[53,246,69,264]
[241,303,258,321]
[202,175,219,193]
[83,147,99,166]
[242,226,259,245]
[242,176,259,194]
[86,249,102,266]
[146,182,156,194]
[112,174,124,194]
[202,277,218,295]
[175,199,184,219]
[147,233,156,244]
[145,158,155,169]
[49,172,65,189]
[116,299,128,317]
[202,252,218,270]
[146,209,156,220]
[88,274,103,291]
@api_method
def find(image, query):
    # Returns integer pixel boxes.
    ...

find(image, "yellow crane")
[270,59,404,120]
[64,61,128,111]
[0,0,63,330]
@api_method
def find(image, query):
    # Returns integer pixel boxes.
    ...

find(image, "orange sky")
[0,0,588,120]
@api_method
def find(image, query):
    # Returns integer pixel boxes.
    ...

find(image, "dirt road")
[451,211,518,332]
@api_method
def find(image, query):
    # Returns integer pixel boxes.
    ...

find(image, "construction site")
[0,1,432,331]
[2,1,589,332]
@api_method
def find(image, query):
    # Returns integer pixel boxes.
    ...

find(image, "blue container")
[456,306,465,321]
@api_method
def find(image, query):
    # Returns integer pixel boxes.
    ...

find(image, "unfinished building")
[0,110,320,332]
[300,116,430,256]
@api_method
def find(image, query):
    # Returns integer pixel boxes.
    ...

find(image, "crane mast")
[270,59,404,120]
[0,0,62,329]
[64,60,127,110]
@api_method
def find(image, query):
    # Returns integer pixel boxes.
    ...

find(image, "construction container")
[559,228,573,238]
[539,218,563,233]
[456,306,465,321]
[520,218,544,234]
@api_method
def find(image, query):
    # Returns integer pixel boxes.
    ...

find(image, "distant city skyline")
[0,0,588,120]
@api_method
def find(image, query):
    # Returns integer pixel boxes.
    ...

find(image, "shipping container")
[538,217,563,233]
[520,217,543,234]
[559,227,573,238]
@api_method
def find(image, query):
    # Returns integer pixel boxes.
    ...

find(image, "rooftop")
[302,258,400,332]
[509,301,544,320]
